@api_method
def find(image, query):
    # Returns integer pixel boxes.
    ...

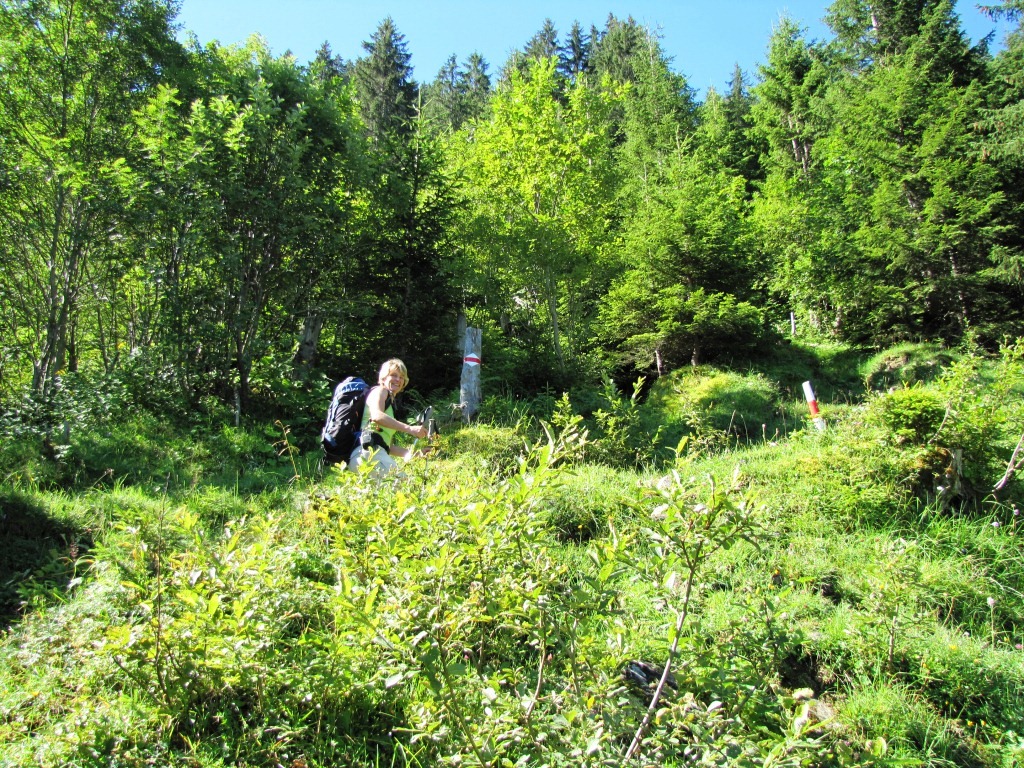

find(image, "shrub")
[866,386,946,445]
[588,377,661,469]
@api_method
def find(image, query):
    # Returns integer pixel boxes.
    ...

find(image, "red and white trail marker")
[802,380,826,431]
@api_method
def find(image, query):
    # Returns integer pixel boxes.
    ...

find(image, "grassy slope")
[1,342,1023,767]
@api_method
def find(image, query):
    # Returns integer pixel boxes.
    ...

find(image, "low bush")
[865,385,946,445]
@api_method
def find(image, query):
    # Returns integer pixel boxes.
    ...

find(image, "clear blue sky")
[174,1,1012,97]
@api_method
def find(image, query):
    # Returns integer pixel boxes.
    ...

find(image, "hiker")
[349,358,430,477]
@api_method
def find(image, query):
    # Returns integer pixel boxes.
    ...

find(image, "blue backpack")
[321,377,370,462]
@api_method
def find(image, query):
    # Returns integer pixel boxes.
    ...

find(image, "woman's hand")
[408,424,428,440]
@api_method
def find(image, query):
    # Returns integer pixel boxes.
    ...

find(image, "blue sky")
[174,1,1012,97]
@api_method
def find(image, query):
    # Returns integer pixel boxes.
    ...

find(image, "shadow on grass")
[752,341,871,404]
[0,488,93,627]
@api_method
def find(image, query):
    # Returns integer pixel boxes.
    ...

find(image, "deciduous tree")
[0,0,183,403]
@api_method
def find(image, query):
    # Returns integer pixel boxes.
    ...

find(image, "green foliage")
[866,386,947,444]
[861,342,959,390]
[452,55,621,372]
[645,367,785,459]
[587,377,660,469]
[4,338,1024,766]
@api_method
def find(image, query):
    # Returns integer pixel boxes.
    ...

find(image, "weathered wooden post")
[460,327,482,422]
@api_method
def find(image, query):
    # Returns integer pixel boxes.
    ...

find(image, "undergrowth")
[1,341,1023,767]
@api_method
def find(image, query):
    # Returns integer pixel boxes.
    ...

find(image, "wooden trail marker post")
[460,327,482,422]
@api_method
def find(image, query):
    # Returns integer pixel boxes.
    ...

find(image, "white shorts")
[348,445,402,478]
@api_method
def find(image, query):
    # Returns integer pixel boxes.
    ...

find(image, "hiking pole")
[410,406,434,482]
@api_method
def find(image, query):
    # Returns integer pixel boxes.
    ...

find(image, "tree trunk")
[545,269,565,372]
[294,313,323,366]
[32,187,67,398]
[460,327,482,422]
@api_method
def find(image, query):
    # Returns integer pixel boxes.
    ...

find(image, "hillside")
[2,341,1022,768]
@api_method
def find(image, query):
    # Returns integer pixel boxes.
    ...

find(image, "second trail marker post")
[802,380,826,431]
[460,327,482,422]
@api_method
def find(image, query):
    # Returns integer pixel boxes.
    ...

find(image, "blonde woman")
[349,358,429,476]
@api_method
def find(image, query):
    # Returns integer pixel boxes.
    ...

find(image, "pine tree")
[461,52,492,122]
[721,64,764,188]
[749,18,831,178]
[980,0,1024,164]
[421,54,462,133]
[617,35,698,195]
[559,21,591,83]
[600,95,761,370]
[354,17,418,142]
[525,18,559,60]
[310,41,348,84]
[591,14,646,84]
[421,52,492,135]
[978,2,1024,320]
[502,19,560,84]
[825,0,985,81]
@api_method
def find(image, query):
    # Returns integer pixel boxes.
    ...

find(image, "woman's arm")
[366,386,428,441]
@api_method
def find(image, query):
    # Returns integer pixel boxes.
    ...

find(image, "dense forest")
[2,0,1023,429]
[3,3,1024,767]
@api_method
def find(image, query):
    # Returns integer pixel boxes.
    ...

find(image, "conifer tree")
[422,53,492,134]
[722,64,765,189]
[591,13,645,84]
[525,18,559,61]
[421,54,463,133]
[599,91,761,370]
[617,35,698,194]
[461,52,492,121]
[559,21,591,83]
[354,17,417,143]
[310,41,348,84]
[502,18,560,84]
[749,18,831,178]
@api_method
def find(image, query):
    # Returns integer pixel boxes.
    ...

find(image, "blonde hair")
[378,358,409,390]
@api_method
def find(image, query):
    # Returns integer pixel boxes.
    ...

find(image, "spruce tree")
[558,20,591,83]
[525,18,559,61]
[461,52,492,122]
[354,17,417,143]
[591,14,645,84]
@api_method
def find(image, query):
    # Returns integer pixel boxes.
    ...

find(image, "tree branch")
[993,429,1024,494]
